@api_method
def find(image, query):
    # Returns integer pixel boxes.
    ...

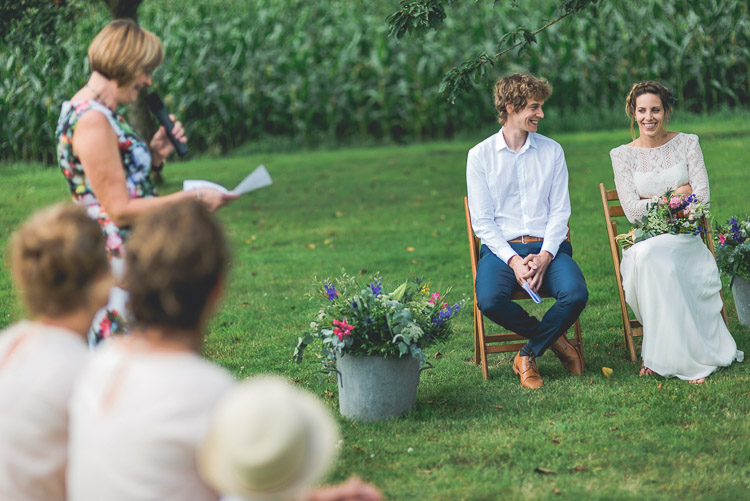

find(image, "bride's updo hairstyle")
[125,200,229,334]
[9,204,109,318]
[625,80,676,140]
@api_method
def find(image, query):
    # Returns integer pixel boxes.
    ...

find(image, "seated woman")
[609,80,743,383]
[0,204,112,501]
[66,201,235,501]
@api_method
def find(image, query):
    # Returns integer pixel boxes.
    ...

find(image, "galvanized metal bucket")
[334,354,429,422]
[732,276,750,327]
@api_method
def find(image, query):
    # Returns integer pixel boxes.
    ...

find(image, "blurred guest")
[56,19,236,345]
[199,376,382,501]
[0,204,112,501]
[66,201,234,501]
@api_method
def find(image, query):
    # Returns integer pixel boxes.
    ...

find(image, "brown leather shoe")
[512,351,544,389]
[550,336,584,375]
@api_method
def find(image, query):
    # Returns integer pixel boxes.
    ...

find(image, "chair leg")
[473,306,481,365]
[624,324,637,362]
[573,318,585,370]
[476,312,490,380]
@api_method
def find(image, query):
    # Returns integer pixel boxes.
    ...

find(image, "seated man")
[467,73,588,388]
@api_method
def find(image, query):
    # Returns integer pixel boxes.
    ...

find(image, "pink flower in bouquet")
[428,292,441,305]
[718,234,726,245]
[332,318,353,340]
[669,196,682,209]
[98,316,112,339]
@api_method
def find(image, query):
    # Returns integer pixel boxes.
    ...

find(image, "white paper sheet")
[231,165,272,195]
[182,165,272,196]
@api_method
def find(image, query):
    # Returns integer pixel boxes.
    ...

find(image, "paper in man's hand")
[183,165,272,195]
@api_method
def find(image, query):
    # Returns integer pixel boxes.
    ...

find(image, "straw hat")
[198,376,340,501]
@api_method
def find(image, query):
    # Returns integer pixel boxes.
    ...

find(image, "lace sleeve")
[685,134,710,204]
[611,146,649,223]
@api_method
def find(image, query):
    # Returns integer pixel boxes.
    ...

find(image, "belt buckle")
[520,235,527,244]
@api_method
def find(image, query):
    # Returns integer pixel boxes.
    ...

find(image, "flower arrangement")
[616,191,709,249]
[714,216,750,284]
[294,272,465,366]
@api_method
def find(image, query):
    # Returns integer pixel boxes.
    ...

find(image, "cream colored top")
[66,338,234,501]
[0,320,89,501]
[609,133,710,223]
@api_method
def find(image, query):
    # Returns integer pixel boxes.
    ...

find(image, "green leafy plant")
[294,272,464,366]
[715,216,750,285]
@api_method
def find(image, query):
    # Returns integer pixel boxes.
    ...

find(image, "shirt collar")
[496,127,537,153]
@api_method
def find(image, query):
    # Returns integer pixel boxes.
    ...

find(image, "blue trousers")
[475,241,588,357]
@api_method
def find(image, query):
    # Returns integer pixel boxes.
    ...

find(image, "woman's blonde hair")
[9,204,109,318]
[88,19,163,86]
[493,73,552,125]
[625,80,676,140]
[125,200,229,332]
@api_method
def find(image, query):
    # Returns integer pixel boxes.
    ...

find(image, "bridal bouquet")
[616,191,709,250]
[293,272,465,366]
[714,216,750,284]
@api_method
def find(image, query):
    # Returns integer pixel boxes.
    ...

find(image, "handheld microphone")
[145,92,189,157]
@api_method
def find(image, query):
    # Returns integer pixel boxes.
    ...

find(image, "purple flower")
[370,281,382,296]
[324,283,338,301]
[432,308,453,327]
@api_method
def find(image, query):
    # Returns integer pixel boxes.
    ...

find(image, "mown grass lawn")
[1,115,748,500]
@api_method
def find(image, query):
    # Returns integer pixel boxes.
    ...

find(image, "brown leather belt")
[508,235,544,244]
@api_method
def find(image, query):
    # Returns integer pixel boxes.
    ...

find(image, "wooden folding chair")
[464,197,584,380]
[598,183,728,362]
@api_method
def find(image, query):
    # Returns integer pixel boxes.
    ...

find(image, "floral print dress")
[56,99,157,345]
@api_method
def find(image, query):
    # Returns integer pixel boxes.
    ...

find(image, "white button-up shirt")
[466,128,571,264]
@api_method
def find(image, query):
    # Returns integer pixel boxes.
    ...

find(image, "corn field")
[1,0,748,163]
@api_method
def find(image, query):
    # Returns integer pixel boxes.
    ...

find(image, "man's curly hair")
[494,73,552,125]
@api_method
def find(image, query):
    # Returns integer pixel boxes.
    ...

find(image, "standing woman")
[609,81,743,383]
[56,19,237,345]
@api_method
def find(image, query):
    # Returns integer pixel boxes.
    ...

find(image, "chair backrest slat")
[609,206,626,218]
[605,189,619,201]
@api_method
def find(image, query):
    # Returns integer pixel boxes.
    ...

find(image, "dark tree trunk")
[100,0,143,22]
[99,0,163,183]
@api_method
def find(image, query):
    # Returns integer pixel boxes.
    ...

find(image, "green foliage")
[386,0,450,39]
[715,216,750,283]
[389,0,602,102]
[2,0,750,163]
[0,0,83,45]
[294,272,464,365]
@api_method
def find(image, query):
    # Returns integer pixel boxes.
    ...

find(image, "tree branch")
[387,0,600,102]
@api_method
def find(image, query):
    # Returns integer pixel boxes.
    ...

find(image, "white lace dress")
[610,133,743,380]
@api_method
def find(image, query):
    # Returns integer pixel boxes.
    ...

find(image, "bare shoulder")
[76,108,112,129]
[73,111,117,145]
